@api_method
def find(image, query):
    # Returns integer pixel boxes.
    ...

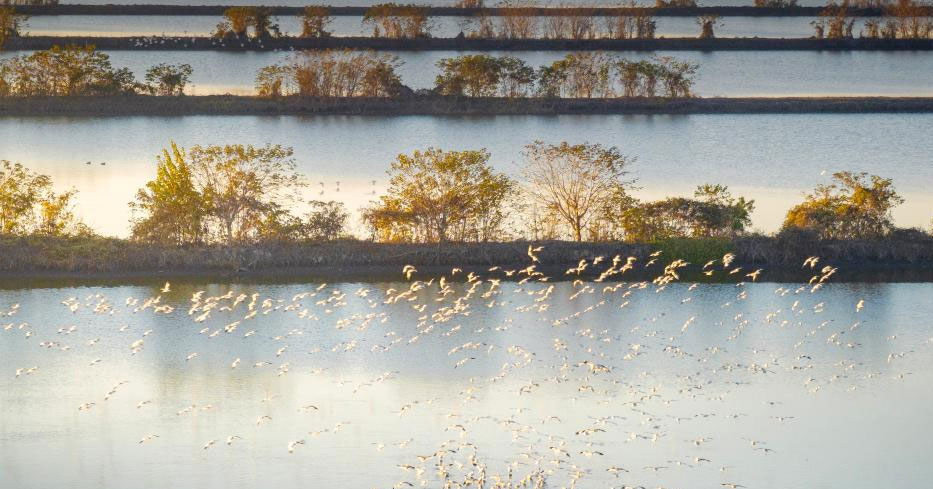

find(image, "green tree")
[0,45,137,96]
[522,141,634,242]
[783,171,904,239]
[130,142,206,245]
[362,148,513,243]
[191,144,304,243]
[131,142,305,244]
[1,160,84,236]
[693,183,755,236]
[434,54,502,97]
[144,63,193,96]
[304,200,349,241]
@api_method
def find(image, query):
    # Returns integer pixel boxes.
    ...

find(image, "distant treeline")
[0,45,194,95]
[0,140,924,247]
[0,45,698,99]
[11,1,933,18]
[7,2,933,42]
[256,51,696,98]
[216,2,933,40]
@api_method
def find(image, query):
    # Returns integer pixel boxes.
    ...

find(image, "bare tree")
[521,141,635,241]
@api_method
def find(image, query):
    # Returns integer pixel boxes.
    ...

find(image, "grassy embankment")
[4,96,933,116]
[3,234,933,282]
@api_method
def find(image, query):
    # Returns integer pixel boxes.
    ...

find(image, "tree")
[362,148,513,242]
[499,56,536,97]
[144,63,193,96]
[657,56,698,98]
[434,54,502,97]
[191,144,304,243]
[697,15,722,39]
[300,5,333,38]
[131,142,305,244]
[605,2,656,40]
[522,141,634,242]
[693,183,755,236]
[497,0,537,39]
[0,160,84,236]
[214,7,279,39]
[256,50,404,97]
[783,171,904,239]
[1,7,26,51]
[537,53,612,98]
[0,45,138,96]
[887,0,933,39]
[363,3,433,39]
[218,7,252,37]
[595,185,753,242]
[304,200,349,241]
[130,142,206,245]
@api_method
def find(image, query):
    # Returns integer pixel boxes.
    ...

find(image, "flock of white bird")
[4,246,931,489]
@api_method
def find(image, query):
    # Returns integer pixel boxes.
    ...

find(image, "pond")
[2,278,932,489]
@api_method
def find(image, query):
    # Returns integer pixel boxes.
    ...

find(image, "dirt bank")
[3,95,933,116]
[1,236,933,284]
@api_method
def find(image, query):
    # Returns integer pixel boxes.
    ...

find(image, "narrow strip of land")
[12,5,918,17]
[2,237,932,283]
[6,36,933,51]
[3,96,933,116]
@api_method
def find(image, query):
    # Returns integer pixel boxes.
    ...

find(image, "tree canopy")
[131,142,308,244]
[783,171,903,239]
[522,141,634,242]
[362,148,514,243]
[0,45,137,96]
[1,160,86,236]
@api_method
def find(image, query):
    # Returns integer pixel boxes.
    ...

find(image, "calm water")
[2,278,932,489]
[2,113,933,237]
[5,49,931,97]
[23,15,820,38]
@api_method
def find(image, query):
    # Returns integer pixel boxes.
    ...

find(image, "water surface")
[23,15,820,38]
[2,279,932,489]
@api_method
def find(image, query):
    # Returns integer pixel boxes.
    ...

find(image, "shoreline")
[3,96,933,116]
[7,36,933,51]
[11,5,913,17]
[2,237,933,285]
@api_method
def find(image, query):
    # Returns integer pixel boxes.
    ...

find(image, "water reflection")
[1,280,932,489]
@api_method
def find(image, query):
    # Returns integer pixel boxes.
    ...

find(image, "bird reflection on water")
[2,251,932,489]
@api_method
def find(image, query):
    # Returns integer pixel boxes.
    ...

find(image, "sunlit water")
[4,50,932,97]
[1,277,932,489]
[2,113,933,237]
[23,15,821,38]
